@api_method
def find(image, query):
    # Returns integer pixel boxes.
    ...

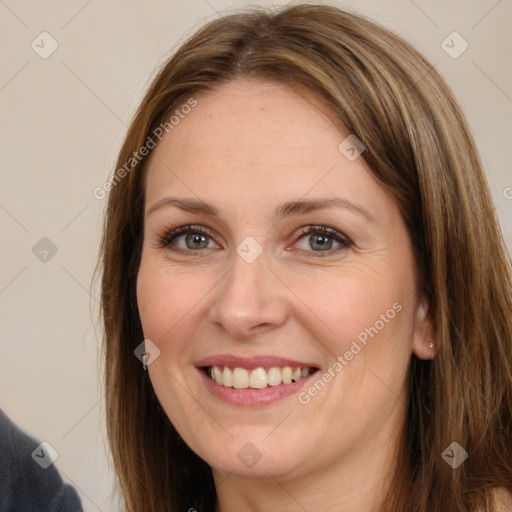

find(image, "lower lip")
[197,368,317,406]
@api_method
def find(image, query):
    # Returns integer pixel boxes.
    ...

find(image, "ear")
[411,297,436,360]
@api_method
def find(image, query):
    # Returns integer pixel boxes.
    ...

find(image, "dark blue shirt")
[0,409,83,511]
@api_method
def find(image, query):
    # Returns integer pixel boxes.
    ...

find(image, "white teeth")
[232,367,249,388]
[281,366,293,384]
[249,367,268,389]
[222,367,232,387]
[208,365,314,389]
[212,366,222,384]
[267,367,282,386]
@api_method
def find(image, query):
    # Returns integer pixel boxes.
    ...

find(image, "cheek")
[290,265,416,412]
[136,267,170,340]
[136,263,208,424]
[298,273,413,418]
[295,270,408,352]
[136,261,205,341]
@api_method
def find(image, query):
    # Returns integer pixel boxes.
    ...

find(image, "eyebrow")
[146,196,376,223]
[280,197,376,223]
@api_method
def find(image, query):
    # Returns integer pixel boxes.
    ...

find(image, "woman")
[97,4,512,511]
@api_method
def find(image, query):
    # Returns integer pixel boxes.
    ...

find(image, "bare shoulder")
[491,487,512,511]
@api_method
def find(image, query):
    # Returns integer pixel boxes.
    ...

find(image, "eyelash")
[157,224,352,257]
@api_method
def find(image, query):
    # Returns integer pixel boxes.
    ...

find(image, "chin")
[192,426,316,479]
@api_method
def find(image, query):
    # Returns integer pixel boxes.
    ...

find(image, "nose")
[208,249,289,340]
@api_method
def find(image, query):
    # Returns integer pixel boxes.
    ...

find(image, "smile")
[195,355,320,406]
[207,365,316,389]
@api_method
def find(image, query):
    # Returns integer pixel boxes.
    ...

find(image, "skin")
[136,77,435,512]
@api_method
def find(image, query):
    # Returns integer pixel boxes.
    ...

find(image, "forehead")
[144,78,387,215]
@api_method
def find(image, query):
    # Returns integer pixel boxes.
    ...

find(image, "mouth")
[194,355,320,406]
[201,365,319,389]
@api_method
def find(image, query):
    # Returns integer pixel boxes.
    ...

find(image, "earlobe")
[412,298,436,360]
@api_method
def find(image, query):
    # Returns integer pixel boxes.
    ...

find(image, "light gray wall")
[1,1,510,510]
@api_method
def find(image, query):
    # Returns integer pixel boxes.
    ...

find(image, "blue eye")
[292,225,352,256]
[158,224,352,257]
[159,225,218,252]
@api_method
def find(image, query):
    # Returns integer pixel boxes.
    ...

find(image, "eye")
[157,224,352,257]
[291,225,352,256]
[159,224,220,254]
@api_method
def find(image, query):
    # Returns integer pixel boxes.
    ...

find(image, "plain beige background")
[1,0,511,510]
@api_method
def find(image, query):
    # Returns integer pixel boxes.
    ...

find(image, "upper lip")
[195,354,320,370]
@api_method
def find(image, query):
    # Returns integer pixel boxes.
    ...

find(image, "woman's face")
[136,78,432,481]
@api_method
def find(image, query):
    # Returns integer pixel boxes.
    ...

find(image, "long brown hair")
[96,4,512,511]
